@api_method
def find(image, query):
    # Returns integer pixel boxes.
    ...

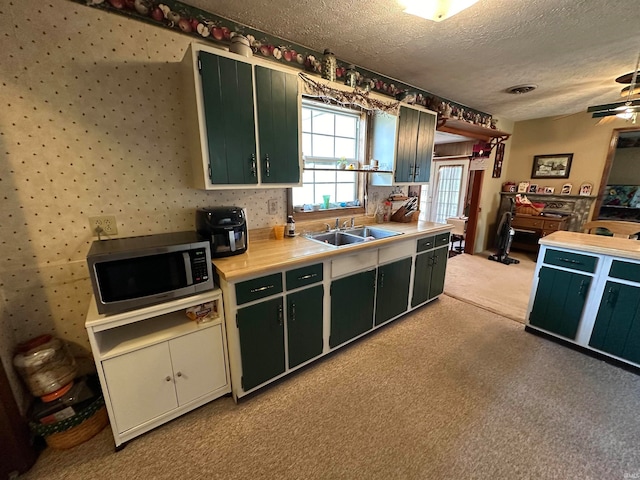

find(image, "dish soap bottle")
[286,215,296,237]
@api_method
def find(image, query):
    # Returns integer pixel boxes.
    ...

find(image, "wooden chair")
[582,220,640,239]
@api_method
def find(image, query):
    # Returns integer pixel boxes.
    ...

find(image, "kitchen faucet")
[335,218,340,230]
[341,217,355,229]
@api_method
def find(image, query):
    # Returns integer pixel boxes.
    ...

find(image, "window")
[291,100,365,212]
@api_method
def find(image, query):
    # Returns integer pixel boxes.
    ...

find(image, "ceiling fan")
[587,52,640,124]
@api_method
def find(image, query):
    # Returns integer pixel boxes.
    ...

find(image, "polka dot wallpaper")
[0,0,286,403]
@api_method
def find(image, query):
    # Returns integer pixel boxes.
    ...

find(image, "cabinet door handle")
[165,376,172,382]
[291,303,296,322]
[578,280,587,297]
[415,165,420,178]
[265,154,270,177]
[298,273,317,281]
[278,304,283,326]
[432,254,438,265]
[606,287,619,307]
[380,272,385,289]
[250,154,257,177]
[250,284,274,294]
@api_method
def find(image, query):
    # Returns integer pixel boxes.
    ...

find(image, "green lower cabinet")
[589,281,640,363]
[375,258,411,325]
[330,270,376,348]
[411,247,448,308]
[287,285,324,368]
[237,297,285,391]
[528,266,591,340]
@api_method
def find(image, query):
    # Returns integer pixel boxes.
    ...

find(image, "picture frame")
[561,183,572,195]
[492,142,505,178]
[517,182,530,193]
[528,184,538,194]
[579,183,593,196]
[537,186,545,193]
[531,153,573,179]
[544,186,555,194]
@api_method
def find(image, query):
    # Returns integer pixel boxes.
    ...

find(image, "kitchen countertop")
[212,221,453,282]
[539,231,640,260]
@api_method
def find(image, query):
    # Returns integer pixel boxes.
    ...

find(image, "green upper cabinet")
[255,66,300,184]
[395,106,435,184]
[185,45,301,189]
[198,51,258,185]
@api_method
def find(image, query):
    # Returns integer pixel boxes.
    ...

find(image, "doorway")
[429,158,470,223]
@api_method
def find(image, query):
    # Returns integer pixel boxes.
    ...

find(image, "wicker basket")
[515,205,543,216]
[29,396,109,449]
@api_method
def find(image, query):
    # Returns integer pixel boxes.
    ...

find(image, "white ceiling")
[186,0,640,122]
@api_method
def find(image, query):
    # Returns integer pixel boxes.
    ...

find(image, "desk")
[511,214,568,252]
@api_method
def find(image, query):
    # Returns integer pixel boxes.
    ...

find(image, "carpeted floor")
[444,250,537,323]
[20,295,640,480]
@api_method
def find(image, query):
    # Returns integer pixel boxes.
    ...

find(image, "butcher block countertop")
[212,221,453,282]
[540,231,640,260]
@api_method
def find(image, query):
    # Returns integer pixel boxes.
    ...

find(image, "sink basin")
[306,231,366,247]
[343,226,403,239]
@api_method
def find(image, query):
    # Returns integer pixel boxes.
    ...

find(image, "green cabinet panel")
[434,232,450,249]
[609,260,640,283]
[330,269,376,348]
[395,106,420,183]
[286,263,323,290]
[411,247,448,308]
[416,236,435,253]
[589,281,640,363]
[198,52,257,185]
[237,297,285,391]
[529,266,591,339]
[543,249,597,273]
[375,258,411,325]
[414,110,435,183]
[235,273,283,305]
[287,285,324,368]
[255,66,300,184]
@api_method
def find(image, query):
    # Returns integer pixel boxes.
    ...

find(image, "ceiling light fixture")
[400,0,480,22]
[616,53,639,122]
[505,84,537,94]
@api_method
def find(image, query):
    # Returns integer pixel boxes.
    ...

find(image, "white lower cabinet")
[86,290,231,448]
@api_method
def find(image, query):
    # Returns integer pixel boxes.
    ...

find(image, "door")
[375,258,411,325]
[287,285,324,368]
[237,297,285,391]
[414,111,436,183]
[102,343,178,433]
[255,66,300,184]
[411,252,432,308]
[528,267,591,340]
[330,270,376,348]
[429,159,470,223]
[428,247,448,299]
[170,326,228,405]
[198,51,257,185]
[589,281,640,363]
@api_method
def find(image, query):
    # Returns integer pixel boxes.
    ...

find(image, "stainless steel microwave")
[86,231,214,315]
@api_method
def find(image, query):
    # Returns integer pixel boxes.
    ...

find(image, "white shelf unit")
[85,289,231,449]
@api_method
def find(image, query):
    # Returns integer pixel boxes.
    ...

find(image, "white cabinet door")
[102,342,178,433]
[170,325,227,405]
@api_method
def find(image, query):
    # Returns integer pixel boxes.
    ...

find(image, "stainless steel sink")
[343,226,403,239]
[305,231,366,247]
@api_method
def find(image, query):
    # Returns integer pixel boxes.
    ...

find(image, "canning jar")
[13,335,77,397]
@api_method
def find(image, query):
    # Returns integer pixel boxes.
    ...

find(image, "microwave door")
[183,252,193,285]
[228,230,236,252]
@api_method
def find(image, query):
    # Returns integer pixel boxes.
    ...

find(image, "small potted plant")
[337,157,347,170]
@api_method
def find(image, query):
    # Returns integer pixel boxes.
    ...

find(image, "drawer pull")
[250,284,274,294]
[298,273,317,281]
[558,258,582,265]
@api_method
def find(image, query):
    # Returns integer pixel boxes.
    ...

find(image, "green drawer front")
[236,273,283,305]
[609,260,640,283]
[416,236,435,253]
[435,232,450,248]
[543,249,597,273]
[286,263,323,290]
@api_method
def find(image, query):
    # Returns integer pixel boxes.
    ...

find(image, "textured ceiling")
[186,0,640,122]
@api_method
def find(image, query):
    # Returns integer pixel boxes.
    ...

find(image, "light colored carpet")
[444,250,537,323]
[21,296,640,480]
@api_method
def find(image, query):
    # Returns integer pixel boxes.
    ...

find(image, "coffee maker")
[196,207,247,258]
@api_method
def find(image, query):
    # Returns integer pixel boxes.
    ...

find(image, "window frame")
[287,98,367,219]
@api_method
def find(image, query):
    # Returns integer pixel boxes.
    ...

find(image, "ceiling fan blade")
[587,99,640,114]
[596,116,618,125]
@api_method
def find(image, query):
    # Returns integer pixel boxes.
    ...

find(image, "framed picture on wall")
[531,153,573,179]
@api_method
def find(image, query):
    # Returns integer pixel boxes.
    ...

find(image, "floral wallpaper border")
[72,0,492,125]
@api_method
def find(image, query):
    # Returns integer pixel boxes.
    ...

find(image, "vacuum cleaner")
[488,198,520,265]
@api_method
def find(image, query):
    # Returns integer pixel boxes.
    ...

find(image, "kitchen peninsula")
[211,219,452,400]
[526,231,640,368]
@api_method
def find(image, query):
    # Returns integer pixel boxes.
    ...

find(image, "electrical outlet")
[267,198,277,215]
[89,215,118,236]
